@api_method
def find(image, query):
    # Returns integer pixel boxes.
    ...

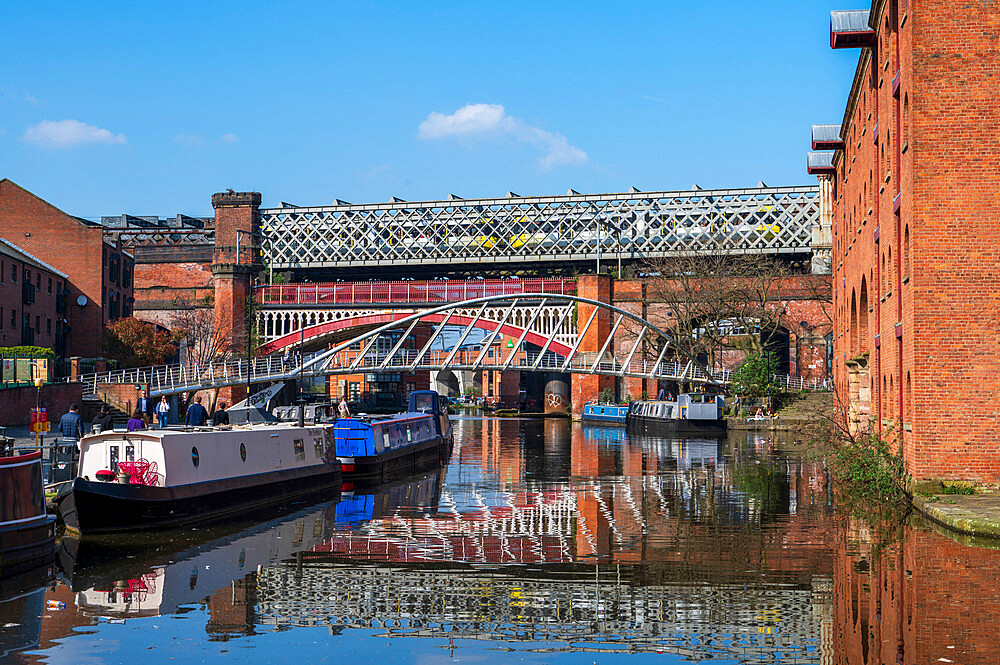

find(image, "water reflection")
[3,419,997,664]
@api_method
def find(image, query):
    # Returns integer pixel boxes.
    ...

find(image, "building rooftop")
[0,237,69,279]
[807,152,836,175]
[811,124,844,150]
[830,9,874,48]
[100,214,211,230]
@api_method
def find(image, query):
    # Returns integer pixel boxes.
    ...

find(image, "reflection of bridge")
[256,561,830,660]
[259,185,820,278]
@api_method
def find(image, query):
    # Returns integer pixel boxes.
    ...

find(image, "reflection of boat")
[0,564,53,660]
[62,500,342,619]
[333,391,452,486]
[335,468,445,525]
[626,394,726,434]
[55,423,342,534]
[61,469,447,620]
[582,425,627,443]
[0,451,56,578]
[582,403,627,424]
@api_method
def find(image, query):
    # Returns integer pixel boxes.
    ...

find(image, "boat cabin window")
[240,442,247,462]
[413,393,433,413]
[191,447,200,468]
[109,445,119,471]
[383,432,390,448]
[294,439,305,461]
[313,438,324,458]
[125,444,134,462]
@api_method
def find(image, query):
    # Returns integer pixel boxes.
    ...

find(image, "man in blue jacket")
[59,404,83,440]
[184,395,208,427]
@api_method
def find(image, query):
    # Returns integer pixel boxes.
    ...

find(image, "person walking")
[185,395,208,427]
[59,404,84,440]
[136,388,154,423]
[127,410,145,432]
[92,405,114,434]
[212,402,229,426]
[155,397,171,429]
[338,397,351,418]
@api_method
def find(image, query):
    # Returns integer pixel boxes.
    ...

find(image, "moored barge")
[0,451,56,578]
[55,424,342,535]
[626,394,727,434]
[333,390,452,486]
[581,403,628,425]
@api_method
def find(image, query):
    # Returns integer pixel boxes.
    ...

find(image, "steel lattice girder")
[259,185,820,269]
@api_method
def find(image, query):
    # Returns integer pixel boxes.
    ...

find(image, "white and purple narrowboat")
[55,424,342,535]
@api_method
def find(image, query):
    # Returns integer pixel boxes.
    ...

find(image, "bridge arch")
[292,293,718,383]
[260,310,575,357]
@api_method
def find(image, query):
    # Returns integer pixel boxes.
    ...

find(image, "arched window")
[859,277,869,344]
[903,225,910,280]
[850,289,858,353]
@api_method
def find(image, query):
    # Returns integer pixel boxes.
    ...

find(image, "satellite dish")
[76,295,88,307]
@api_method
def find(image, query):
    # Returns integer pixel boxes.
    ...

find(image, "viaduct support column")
[211,190,262,404]
[571,274,615,419]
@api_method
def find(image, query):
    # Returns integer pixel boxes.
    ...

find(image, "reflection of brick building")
[833,522,1000,664]
[0,180,134,358]
[819,3,1000,482]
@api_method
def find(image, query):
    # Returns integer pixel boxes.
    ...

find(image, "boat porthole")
[192,447,200,467]
[240,443,247,462]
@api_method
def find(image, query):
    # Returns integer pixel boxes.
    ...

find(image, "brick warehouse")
[812,2,1000,482]
[0,179,134,358]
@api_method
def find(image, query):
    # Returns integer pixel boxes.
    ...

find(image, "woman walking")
[155,397,171,429]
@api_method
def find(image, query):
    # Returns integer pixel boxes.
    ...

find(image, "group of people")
[56,390,231,441]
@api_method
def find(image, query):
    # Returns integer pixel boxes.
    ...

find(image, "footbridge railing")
[73,293,828,397]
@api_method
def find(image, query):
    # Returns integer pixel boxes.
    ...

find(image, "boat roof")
[80,423,329,443]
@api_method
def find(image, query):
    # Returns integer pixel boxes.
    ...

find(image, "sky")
[0,1,859,219]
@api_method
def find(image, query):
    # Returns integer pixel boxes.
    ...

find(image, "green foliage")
[0,346,55,358]
[599,387,615,404]
[833,429,910,506]
[731,351,781,400]
[941,483,976,495]
[102,317,180,369]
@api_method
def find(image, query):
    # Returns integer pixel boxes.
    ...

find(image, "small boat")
[332,390,452,486]
[626,394,727,434]
[0,451,56,578]
[55,423,342,535]
[581,403,628,425]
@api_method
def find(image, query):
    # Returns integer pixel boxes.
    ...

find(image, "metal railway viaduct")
[111,183,833,414]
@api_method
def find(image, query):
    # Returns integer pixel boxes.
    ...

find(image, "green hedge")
[0,346,55,358]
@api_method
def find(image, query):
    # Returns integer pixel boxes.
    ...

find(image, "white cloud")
[23,119,126,148]
[172,133,204,145]
[417,103,587,170]
[220,133,240,143]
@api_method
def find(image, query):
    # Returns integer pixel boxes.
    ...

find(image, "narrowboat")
[581,403,628,425]
[626,393,727,434]
[54,424,342,535]
[332,390,452,486]
[0,451,56,578]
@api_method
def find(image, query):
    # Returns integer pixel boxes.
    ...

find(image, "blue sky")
[1,1,858,218]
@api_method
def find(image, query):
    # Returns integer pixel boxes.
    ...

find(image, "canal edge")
[912,494,1000,542]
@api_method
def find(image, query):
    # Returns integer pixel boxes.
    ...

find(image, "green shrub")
[0,346,55,357]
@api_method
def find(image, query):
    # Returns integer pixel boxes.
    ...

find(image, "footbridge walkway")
[75,293,828,397]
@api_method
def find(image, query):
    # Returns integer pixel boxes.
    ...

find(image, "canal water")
[2,417,997,664]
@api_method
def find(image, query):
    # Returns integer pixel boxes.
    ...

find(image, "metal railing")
[73,351,827,397]
[257,278,577,306]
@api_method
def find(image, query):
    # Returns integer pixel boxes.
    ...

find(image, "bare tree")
[169,302,232,367]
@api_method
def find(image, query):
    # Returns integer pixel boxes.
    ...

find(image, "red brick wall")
[830,0,1000,481]
[0,382,82,426]
[0,179,132,358]
[0,246,66,350]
